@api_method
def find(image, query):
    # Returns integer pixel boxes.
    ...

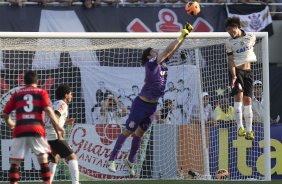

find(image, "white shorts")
[10,137,51,160]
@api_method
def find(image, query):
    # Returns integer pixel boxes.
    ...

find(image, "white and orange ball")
[185,1,201,16]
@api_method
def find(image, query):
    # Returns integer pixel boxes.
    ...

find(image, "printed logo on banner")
[249,14,262,31]
[127,10,214,32]
[209,125,282,179]
[0,87,24,135]
[226,5,273,34]
[95,124,121,145]
[69,124,132,179]
[156,9,182,32]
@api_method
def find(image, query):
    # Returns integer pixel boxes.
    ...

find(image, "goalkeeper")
[107,23,193,176]
[225,17,257,140]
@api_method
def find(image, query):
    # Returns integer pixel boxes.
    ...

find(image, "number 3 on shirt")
[23,94,34,112]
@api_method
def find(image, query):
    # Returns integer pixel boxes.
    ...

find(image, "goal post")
[0,32,270,181]
[261,32,271,181]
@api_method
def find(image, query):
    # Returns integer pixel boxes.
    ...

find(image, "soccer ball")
[215,169,229,180]
[185,1,201,16]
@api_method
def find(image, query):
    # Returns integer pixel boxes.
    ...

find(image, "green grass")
[1,180,280,184]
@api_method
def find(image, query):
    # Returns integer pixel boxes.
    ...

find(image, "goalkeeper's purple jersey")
[139,57,168,101]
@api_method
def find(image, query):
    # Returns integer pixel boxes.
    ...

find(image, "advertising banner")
[209,123,282,179]
[68,124,133,179]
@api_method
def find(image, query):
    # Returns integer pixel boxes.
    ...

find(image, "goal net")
[0,32,270,182]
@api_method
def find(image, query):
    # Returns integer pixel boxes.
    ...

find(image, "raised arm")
[157,23,193,64]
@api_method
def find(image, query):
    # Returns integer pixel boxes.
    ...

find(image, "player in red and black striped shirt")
[1,71,64,184]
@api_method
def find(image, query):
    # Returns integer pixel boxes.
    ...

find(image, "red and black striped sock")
[9,164,20,184]
[40,163,51,183]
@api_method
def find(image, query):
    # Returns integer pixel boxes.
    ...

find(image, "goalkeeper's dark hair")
[225,17,241,29]
[24,71,38,85]
[55,84,71,100]
[140,47,153,66]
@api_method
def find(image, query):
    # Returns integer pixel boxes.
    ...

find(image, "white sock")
[234,102,243,130]
[49,162,57,183]
[68,159,79,184]
[244,105,253,132]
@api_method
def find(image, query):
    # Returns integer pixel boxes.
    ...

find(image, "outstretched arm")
[157,23,193,64]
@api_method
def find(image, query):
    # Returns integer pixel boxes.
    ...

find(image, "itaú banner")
[1,124,281,179]
[209,123,282,180]
[67,124,133,179]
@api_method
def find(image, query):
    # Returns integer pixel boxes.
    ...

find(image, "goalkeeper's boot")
[245,131,254,140]
[124,157,136,176]
[238,127,246,137]
[108,160,116,173]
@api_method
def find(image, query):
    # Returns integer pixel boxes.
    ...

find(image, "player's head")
[24,71,38,85]
[140,47,158,66]
[225,17,241,29]
[55,84,72,104]
[225,17,241,38]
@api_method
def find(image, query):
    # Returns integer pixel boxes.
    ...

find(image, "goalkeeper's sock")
[49,162,57,183]
[234,102,243,130]
[128,135,141,163]
[68,159,79,184]
[109,134,127,161]
[244,105,253,132]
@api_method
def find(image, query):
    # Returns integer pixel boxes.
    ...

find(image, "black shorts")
[48,139,74,159]
[230,68,253,97]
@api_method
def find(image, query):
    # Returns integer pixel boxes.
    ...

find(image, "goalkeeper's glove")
[184,22,193,33]
[178,23,193,41]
